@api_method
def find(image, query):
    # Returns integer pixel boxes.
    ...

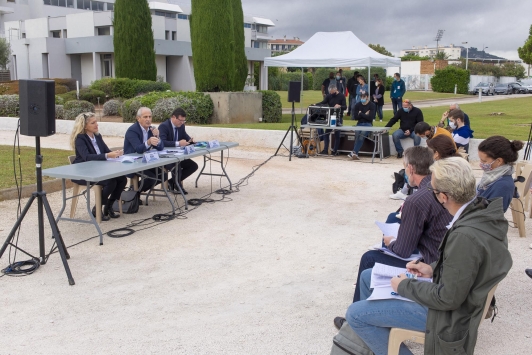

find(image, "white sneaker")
[389,191,408,200]
[348,152,360,160]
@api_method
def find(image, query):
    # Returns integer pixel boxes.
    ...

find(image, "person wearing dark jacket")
[372,78,385,122]
[70,113,127,220]
[124,107,165,193]
[477,135,524,212]
[385,99,424,158]
[314,84,347,155]
[346,71,359,116]
[390,72,406,115]
[159,107,199,194]
[347,92,375,160]
[344,157,512,355]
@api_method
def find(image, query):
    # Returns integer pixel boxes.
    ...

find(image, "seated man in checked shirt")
[352,146,452,302]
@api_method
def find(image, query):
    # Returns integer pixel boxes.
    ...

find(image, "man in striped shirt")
[352,146,452,302]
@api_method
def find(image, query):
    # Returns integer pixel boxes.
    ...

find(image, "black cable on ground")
[1,258,40,277]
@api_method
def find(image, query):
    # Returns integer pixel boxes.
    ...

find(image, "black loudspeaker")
[288,81,302,103]
[20,79,56,137]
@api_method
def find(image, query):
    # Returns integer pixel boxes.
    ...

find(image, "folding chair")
[511,161,532,237]
[68,155,103,223]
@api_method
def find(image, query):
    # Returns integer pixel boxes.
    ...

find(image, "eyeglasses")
[177,116,187,123]
[427,186,447,195]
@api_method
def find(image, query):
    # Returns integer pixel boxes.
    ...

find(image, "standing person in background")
[477,135,523,212]
[321,72,335,97]
[390,72,406,115]
[346,71,360,116]
[369,73,379,101]
[335,71,346,96]
[338,69,347,95]
[373,78,385,122]
[352,76,368,120]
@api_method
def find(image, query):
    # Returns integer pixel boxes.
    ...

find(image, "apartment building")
[268,38,304,53]
[0,0,273,90]
[400,44,462,60]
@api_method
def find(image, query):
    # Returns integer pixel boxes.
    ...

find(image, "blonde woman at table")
[69,112,127,221]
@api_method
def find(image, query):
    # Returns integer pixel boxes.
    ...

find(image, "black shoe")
[104,201,120,219]
[334,316,346,330]
[526,269,532,279]
[179,184,188,195]
[397,152,403,159]
[92,206,110,221]
[332,150,339,156]
[319,150,328,155]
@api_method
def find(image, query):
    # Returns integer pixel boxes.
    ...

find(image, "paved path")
[281,93,532,114]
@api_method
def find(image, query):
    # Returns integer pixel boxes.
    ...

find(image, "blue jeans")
[376,104,383,120]
[392,129,421,154]
[391,97,402,115]
[346,269,428,355]
[352,122,373,155]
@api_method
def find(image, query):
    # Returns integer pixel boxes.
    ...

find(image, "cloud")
[241,0,532,60]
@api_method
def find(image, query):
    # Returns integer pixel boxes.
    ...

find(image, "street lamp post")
[462,41,469,70]
[482,45,488,63]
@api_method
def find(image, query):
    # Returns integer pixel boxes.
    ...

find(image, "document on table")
[367,263,432,302]
[107,156,142,163]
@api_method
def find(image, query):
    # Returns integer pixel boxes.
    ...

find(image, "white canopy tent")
[264,31,401,112]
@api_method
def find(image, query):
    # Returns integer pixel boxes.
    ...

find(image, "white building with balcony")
[0,0,273,90]
[400,44,462,60]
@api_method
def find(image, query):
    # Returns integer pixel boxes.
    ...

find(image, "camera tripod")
[0,137,75,285]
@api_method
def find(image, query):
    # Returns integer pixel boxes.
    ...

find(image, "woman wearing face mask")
[449,109,474,153]
[355,76,368,105]
[477,135,523,212]
[372,79,385,122]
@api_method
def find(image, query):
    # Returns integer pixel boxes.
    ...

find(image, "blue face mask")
[403,107,409,112]
[361,98,367,103]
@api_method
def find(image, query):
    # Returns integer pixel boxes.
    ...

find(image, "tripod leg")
[42,195,75,285]
[0,194,37,259]
[274,127,292,156]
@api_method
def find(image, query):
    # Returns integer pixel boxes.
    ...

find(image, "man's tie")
[174,127,178,142]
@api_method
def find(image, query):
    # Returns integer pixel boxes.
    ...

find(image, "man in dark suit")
[124,107,164,192]
[159,107,199,194]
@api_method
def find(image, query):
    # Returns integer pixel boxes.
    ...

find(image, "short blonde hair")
[70,112,96,150]
[430,157,476,204]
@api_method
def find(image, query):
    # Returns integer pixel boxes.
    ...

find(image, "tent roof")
[264,31,401,68]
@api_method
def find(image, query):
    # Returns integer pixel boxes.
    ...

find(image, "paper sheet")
[375,221,400,238]
[107,156,142,163]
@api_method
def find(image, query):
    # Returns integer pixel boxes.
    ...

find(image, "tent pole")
[300,68,304,114]
[368,58,371,99]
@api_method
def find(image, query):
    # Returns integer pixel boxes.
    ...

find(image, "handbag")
[113,187,139,214]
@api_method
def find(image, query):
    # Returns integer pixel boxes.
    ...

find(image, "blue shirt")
[477,175,514,212]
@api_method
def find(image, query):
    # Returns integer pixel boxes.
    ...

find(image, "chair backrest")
[515,162,532,198]
[481,284,498,321]
[68,155,75,165]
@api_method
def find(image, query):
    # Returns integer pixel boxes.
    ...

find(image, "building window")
[253,41,259,48]
[21,33,26,38]
[172,31,176,41]
[77,0,91,10]
[92,1,104,11]
[107,3,113,11]
[97,26,110,36]
[50,30,61,38]
[177,14,188,20]
[101,54,112,78]
[244,23,251,28]
[251,24,256,30]
[165,31,169,40]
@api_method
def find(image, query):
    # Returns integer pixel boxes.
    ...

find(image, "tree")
[0,38,11,70]
[231,0,247,91]
[191,0,235,92]
[501,62,526,79]
[113,0,156,80]
[368,44,393,57]
[434,51,450,60]
[400,54,431,61]
[518,24,532,77]
[431,66,470,94]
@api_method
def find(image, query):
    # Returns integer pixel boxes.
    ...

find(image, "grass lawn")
[0,145,73,189]
[205,97,532,140]
[275,90,470,109]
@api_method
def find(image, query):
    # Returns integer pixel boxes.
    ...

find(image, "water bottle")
[330,114,337,127]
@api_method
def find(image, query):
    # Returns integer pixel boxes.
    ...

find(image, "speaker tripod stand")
[275,101,301,161]
[0,137,75,285]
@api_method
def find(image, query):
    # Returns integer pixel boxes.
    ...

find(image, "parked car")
[508,82,528,94]
[473,82,495,95]
[518,79,532,93]
[494,83,512,95]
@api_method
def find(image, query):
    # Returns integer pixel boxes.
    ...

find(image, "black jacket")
[347,77,358,96]
[158,119,191,147]
[124,122,163,154]
[315,93,347,120]
[74,133,110,164]
[385,106,424,132]
[373,85,385,106]
[352,102,376,124]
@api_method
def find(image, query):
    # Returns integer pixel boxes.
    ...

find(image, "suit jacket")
[124,121,163,154]
[74,133,110,164]
[158,118,191,147]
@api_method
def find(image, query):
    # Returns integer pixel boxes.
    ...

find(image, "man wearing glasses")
[384,99,424,158]
[159,107,199,194]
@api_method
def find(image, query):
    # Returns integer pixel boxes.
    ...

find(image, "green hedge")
[0,95,19,117]
[64,100,95,120]
[268,72,311,91]
[55,105,64,120]
[431,66,470,94]
[58,89,106,105]
[258,90,282,123]
[90,78,170,99]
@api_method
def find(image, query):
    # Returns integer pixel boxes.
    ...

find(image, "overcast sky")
[239,0,532,60]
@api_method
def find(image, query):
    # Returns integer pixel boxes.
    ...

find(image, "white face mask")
[421,137,428,142]
[449,122,457,129]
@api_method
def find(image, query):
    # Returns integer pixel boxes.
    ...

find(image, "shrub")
[53,78,77,91]
[135,80,171,95]
[103,99,122,116]
[90,78,114,97]
[55,105,64,120]
[64,100,95,120]
[119,99,142,122]
[90,78,170,99]
[138,91,179,108]
[55,95,65,105]
[55,84,69,94]
[78,89,105,104]
[57,90,77,102]
[258,90,282,123]
[152,97,183,123]
[0,94,19,117]
[431,66,470,94]
[151,92,213,124]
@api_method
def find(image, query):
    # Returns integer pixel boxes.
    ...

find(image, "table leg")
[220,150,233,190]
[85,181,104,245]
[371,133,377,164]
[195,155,207,188]
[159,166,176,214]
[56,178,67,223]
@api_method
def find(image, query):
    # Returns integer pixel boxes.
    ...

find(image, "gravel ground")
[0,134,531,355]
